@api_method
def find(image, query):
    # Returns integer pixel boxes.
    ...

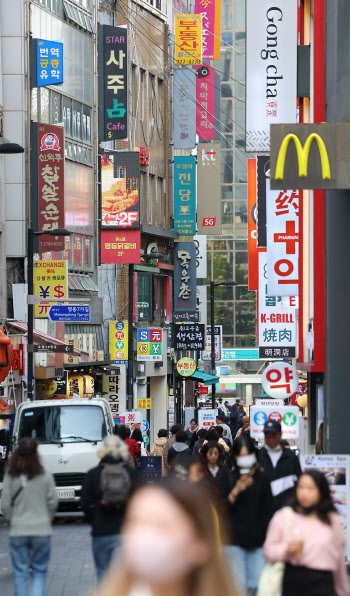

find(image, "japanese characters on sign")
[174,323,205,351]
[258,252,296,358]
[250,406,300,439]
[30,39,63,87]
[262,362,299,398]
[174,69,196,149]
[137,329,163,362]
[175,15,202,65]
[174,242,196,313]
[177,357,197,377]
[197,142,222,235]
[137,398,152,409]
[101,152,140,229]
[267,184,300,296]
[109,321,128,364]
[195,0,221,60]
[100,230,141,264]
[98,25,128,142]
[174,157,196,236]
[33,260,68,319]
[201,325,222,361]
[195,66,215,140]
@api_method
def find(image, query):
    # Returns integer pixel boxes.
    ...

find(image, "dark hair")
[170,424,181,435]
[190,418,198,424]
[131,428,143,443]
[176,430,189,443]
[216,415,224,423]
[215,425,224,437]
[232,435,258,458]
[197,428,207,440]
[292,470,337,524]
[235,399,240,404]
[124,426,131,438]
[158,428,168,438]
[8,438,44,479]
[206,428,219,442]
[200,440,224,465]
[114,424,128,440]
[230,414,238,423]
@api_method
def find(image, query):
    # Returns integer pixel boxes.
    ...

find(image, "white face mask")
[264,441,282,452]
[122,528,200,582]
[236,454,257,469]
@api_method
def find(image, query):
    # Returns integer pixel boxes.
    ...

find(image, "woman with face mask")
[263,470,348,596]
[224,436,273,596]
[92,481,238,596]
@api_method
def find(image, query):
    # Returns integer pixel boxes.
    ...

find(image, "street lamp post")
[27,228,71,402]
[210,280,237,409]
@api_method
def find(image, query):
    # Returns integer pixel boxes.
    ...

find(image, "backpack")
[99,463,131,507]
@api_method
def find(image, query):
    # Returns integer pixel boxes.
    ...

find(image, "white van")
[11,398,115,508]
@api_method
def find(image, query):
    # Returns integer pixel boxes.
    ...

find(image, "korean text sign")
[101,230,141,264]
[98,25,128,142]
[137,329,163,361]
[174,323,205,351]
[137,398,152,409]
[177,357,196,377]
[101,152,140,229]
[33,260,68,319]
[262,362,299,399]
[102,366,127,417]
[195,66,215,141]
[174,157,196,236]
[175,15,202,65]
[174,69,196,149]
[201,325,222,361]
[198,409,218,429]
[174,242,196,313]
[195,0,221,60]
[250,406,300,440]
[30,39,63,87]
[197,142,222,234]
[109,321,128,364]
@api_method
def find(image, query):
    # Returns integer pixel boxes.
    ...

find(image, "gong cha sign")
[262,361,299,399]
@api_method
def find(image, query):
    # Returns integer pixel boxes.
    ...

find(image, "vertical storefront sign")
[98,25,128,142]
[102,366,126,419]
[100,151,140,229]
[30,39,63,87]
[109,321,128,364]
[195,66,215,140]
[174,156,196,236]
[201,325,222,361]
[174,69,196,149]
[257,156,269,248]
[248,159,259,290]
[33,260,68,318]
[267,185,300,296]
[174,242,196,313]
[175,15,202,65]
[195,0,221,60]
[31,123,65,252]
[100,229,141,264]
[246,1,297,151]
[197,142,222,235]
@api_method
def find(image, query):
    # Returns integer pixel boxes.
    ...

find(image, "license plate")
[56,488,75,500]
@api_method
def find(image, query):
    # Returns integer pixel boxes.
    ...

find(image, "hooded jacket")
[167,442,192,467]
[150,437,167,476]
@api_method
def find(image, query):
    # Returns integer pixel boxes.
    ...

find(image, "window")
[132,65,137,117]
[140,171,146,221]
[137,273,152,320]
[157,78,163,128]
[50,92,61,124]
[149,74,155,121]
[154,276,167,320]
[149,174,155,224]
[84,236,92,268]
[40,88,50,123]
[72,101,82,139]
[140,69,145,121]
[157,177,163,227]
[63,97,72,136]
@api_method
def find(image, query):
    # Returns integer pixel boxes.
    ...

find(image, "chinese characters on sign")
[33,260,68,318]
[137,329,163,361]
[177,357,197,377]
[98,25,128,141]
[101,152,140,229]
[109,321,128,364]
[174,243,196,313]
[175,15,202,65]
[174,69,196,149]
[137,398,152,409]
[174,157,196,236]
[174,323,205,351]
[197,142,222,234]
[100,230,141,264]
[195,0,221,60]
[30,39,63,87]
[195,66,215,140]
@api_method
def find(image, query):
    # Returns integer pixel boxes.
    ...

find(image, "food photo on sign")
[101,152,140,229]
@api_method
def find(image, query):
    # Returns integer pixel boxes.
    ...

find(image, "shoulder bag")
[257,506,293,596]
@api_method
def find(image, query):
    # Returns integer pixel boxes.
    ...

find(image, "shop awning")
[7,322,89,359]
[189,370,219,385]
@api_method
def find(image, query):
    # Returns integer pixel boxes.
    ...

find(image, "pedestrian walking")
[200,440,231,499]
[1,438,58,596]
[114,425,135,467]
[92,480,238,596]
[262,470,348,596]
[216,414,233,445]
[260,420,301,513]
[149,429,168,476]
[225,436,273,596]
[192,428,207,458]
[162,424,181,474]
[185,418,198,448]
[168,430,192,469]
[131,428,146,468]
[124,427,141,462]
[81,436,139,583]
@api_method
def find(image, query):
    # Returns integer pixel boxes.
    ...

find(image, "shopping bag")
[257,507,293,596]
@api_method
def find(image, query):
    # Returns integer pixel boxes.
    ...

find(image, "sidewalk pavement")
[0,515,96,596]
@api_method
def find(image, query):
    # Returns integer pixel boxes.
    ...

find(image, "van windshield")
[18,406,107,443]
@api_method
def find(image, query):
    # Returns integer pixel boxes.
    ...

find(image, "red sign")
[140,147,149,165]
[36,124,65,252]
[198,384,209,395]
[19,344,25,376]
[268,411,283,423]
[195,65,215,141]
[202,217,216,227]
[101,229,141,264]
[73,233,82,265]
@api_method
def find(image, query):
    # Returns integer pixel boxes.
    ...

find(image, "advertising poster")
[195,65,215,141]
[30,39,63,87]
[174,242,196,313]
[301,455,350,562]
[197,142,222,235]
[109,321,128,364]
[33,260,68,319]
[173,69,196,149]
[100,229,141,264]
[198,408,218,429]
[250,406,300,440]
[175,15,202,65]
[174,156,196,236]
[136,329,163,361]
[195,0,220,60]
[101,152,140,229]
[98,25,128,142]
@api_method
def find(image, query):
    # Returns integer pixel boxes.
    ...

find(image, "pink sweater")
[263,508,348,596]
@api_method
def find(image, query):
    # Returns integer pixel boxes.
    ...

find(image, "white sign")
[194,235,207,279]
[119,411,143,427]
[246,0,298,152]
[267,183,300,296]
[196,286,207,324]
[300,455,350,563]
[198,408,218,429]
[102,366,126,418]
[250,405,299,439]
[258,252,296,358]
[201,325,222,361]
[257,399,285,408]
[262,362,299,398]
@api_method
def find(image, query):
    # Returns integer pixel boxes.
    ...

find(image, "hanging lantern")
[0,326,14,383]
[297,393,308,408]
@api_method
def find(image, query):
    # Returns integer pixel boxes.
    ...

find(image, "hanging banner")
[102,366,127,418]
[175,14,202,65]
[174,69,196,149]
[30,39,64,87]
[267,184,300,296]
[101,152,140,229]
[33,260,68,318]
[174,242,197,313]
[246,1,297,152]
[98,25,128,142]
[174,156,196,236]
[109,321,128,364]
[258,252,296,358]
[100,230,141,264]
[257,156,269,248]
[248,159,260,290]
[197,142,222,235]
[195,0,221,60]
[195,65,215,141]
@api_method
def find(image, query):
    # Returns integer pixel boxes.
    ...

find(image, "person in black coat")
[168,430,193,478]
[200,440,232,500]
[81,435,139,583]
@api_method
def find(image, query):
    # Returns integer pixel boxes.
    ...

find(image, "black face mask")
[299,503,318,515]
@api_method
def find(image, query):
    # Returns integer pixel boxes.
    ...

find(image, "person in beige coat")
[150,429,168,477]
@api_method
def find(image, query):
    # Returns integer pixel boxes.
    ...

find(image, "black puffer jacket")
[260,447,302,514]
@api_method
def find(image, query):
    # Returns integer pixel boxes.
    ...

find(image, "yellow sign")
[177,357,196,377]
[275,133,331,181]
[175,14,202,65]
[33,260,68,318]
[137,398,151,409]
[109,321,128,363]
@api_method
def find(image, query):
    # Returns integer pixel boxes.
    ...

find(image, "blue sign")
[222,349,261,360]
[174,69,196,149]
[174,157,196,236]
[30,39,64,87]
[253,411,268,426]
[141,456,162,483]
[142,419,150,433]
[49,305,90,322]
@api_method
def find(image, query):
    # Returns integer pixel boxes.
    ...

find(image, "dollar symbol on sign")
[53,284,65,298]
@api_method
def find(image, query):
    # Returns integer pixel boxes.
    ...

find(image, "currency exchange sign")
[109,321,129,364]
[174,242,196,313]
[174,157,196,236]
[33,260,68,319]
